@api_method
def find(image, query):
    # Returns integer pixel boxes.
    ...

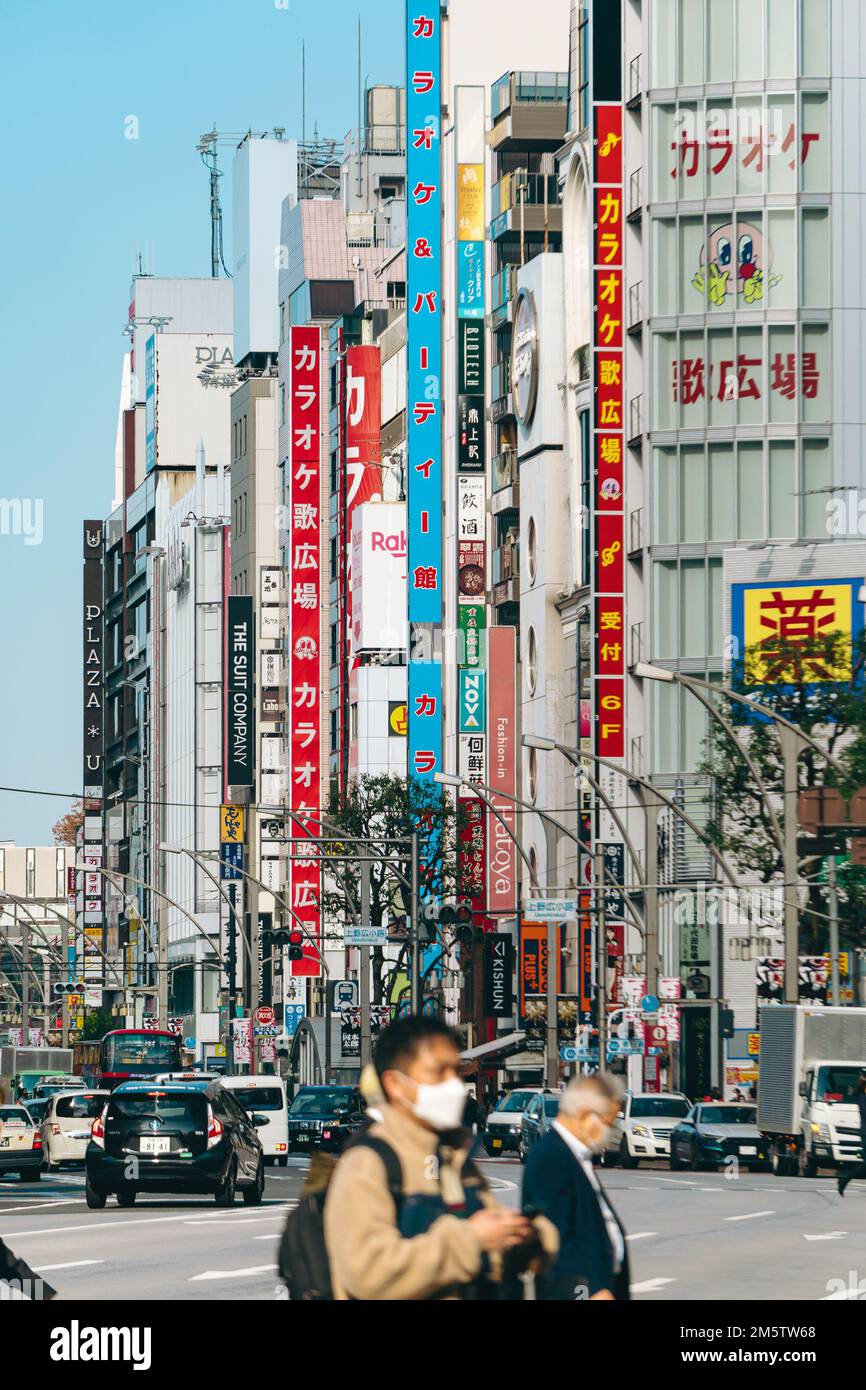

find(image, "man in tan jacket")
[324,1015,556,1300]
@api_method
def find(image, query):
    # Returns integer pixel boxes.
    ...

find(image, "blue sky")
[0,0,403,845]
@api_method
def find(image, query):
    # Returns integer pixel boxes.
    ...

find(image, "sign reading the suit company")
[406,3,443,786]
[226,596,255,787]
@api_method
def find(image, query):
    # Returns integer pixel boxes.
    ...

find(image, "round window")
[527,626,538,695]
[527,517,537,584]
[528,746,538,804]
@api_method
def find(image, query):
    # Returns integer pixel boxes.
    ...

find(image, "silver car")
[603,1090,692,1167]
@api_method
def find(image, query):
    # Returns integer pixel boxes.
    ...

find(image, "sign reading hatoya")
[288,325,323,976]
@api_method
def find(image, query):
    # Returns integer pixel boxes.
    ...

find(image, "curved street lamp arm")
[0,938,48,1005]
[164,850,244,974]
[80,863,227,972]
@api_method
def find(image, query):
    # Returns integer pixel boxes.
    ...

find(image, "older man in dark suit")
[522,1073,628,1301]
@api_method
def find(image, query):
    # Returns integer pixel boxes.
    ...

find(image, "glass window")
[631,1096,690,1119]
[653,561,679,660]
[56,1094,106,1120]
[496,1091,536,1114]
[767,0,797,78]
[290,1088,355,1116]
[679,0,704,85]
[705,102,734,200]
[768,94,796,195]
[653,105,678,203]
[736,327,764,426]
[680,446,706,542]
[769,441,797,539]
[769,325,797,425]
[801,93,829,194]
[679,216,706,313]
[802,439,831,536]
[653,219,677,316]
[652,676,679,774]
[706,0,734,82]
[802,323,829,424]
[767,210,795,309]
[708,560,723,659]
[654,448,678,544]
[802,0,829,77]
[681,560,707,657]
[708,444,735,541]
[679,329,706,427]
[735,0,762,79]
[801,210,830,308]
[708,327,735,428]
[654,332,678,432]
[737,442,764,539]
[651,0,677,87]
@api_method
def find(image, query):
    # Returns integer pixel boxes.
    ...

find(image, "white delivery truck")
[758,1005,866,1177]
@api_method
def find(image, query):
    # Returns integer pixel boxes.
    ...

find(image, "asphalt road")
[2,1157,866,1301]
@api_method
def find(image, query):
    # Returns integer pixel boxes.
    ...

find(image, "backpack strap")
[346,1134,404,1203]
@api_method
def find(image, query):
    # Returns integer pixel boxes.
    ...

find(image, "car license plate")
[140,1136,170,1155]
[740,1145,757,1155]
[295,1134,309,1143]
[492,1138,502,1149]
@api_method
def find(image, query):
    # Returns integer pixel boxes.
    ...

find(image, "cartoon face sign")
[692,222,780,306]
[599,476,622,502]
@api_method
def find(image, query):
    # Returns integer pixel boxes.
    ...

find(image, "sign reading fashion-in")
[288,325,323,975]
[406,3,443,785]
[226,596,255,787]
[487,626,518,915]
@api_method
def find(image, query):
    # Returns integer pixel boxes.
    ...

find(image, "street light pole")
[410,832,420,1013]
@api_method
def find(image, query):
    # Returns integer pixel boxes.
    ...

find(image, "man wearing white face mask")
[324,1016,557,1300]
[522,1073,629,1300]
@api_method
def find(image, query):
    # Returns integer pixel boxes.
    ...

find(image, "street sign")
[747,1032,760,1056]
[284,1004,305,1038]
[255,1005,275,1026]
[523,898,577,921]
[607,1037,643,1057]
[641,994,659,1014]
[344,925,388,946]
[330,980,359,1011]
[560,1045,579,1062]
[575,1048,600,1063]
[220,841,243,881]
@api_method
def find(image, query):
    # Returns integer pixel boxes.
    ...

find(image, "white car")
[41,1090,109,1169]
[604,1091,692,1167]
[483,1089,549,1156]
[219,1075,290,1165]
[0,1104,43,1182]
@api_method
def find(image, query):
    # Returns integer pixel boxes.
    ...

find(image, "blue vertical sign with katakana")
[406,3,443,786]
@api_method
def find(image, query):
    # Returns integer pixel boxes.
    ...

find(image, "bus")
[72,1029,182,1090]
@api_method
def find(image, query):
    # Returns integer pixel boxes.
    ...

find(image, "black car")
[85,1081,264,1208]
[669,1103,768,1171]
[287,1086,365,1154]
[518,1093,560,1162]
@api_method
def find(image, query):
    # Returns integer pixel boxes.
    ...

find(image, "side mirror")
[798,1082,808,1099]
[251,1113,270,1126]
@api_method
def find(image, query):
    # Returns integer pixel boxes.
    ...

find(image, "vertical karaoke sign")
[592,68,625,764]
[288,325,323,976]
[406,4,443,785]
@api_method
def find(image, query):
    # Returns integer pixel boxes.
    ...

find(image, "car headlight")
[810,1123,832,1141]
[509,1125,521,1134]
[632,1125,649,1137]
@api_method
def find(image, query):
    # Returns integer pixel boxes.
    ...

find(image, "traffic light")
[453,904,474,947]
[720,1008,735,1039]
[288,929,304,962]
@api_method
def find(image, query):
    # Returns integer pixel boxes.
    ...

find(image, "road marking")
[1,1204,295,1240]
[185,1213,294,1226]
[631,1277,676,1293]
[626,1232,658,1242]
[253,1232,285,1240]
[189,1263,277,1282]
[725,1210,775,1222]
[804,1231,848,1241]
[33,1260,104,1272]
[486,1179,518,1191]
[0,1200,78,1215]
[647,1177,698,1186]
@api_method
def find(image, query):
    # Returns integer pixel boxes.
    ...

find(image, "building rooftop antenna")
[196,126,232,279]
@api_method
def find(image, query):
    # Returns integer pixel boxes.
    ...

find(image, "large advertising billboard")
[730,577,865,689]
[351,501,407,654]
[487,626,518,916]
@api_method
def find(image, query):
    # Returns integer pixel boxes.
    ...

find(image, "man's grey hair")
[558,1073,625,1119]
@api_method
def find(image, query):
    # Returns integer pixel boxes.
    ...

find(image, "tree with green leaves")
[698,626,866,951]
[79,1007,115,1042]
[321,775,462,1005]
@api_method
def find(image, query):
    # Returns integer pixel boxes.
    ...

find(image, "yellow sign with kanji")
[457,164,485,242]
[220,805,244,844]
[740,582,854,683]
[747,1032,760,1056]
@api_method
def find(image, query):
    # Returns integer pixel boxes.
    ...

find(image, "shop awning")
[460,1030,526,1065]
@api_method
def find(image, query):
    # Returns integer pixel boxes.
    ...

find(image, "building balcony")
[627,168,643,222]
[626,54,642,109]
[491,70,568,151]
[491,358,512,409]
[628,394,644,446]
[492,539,520,587]
[629,506,644,555]
[491,265,519,330]
[492,448,519,513]
[490,173,561,241]
[628,282,643,334]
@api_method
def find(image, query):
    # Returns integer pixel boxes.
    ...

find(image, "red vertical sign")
[486,626,517,915]
[344,346,383,671]
[289,326,323,976]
